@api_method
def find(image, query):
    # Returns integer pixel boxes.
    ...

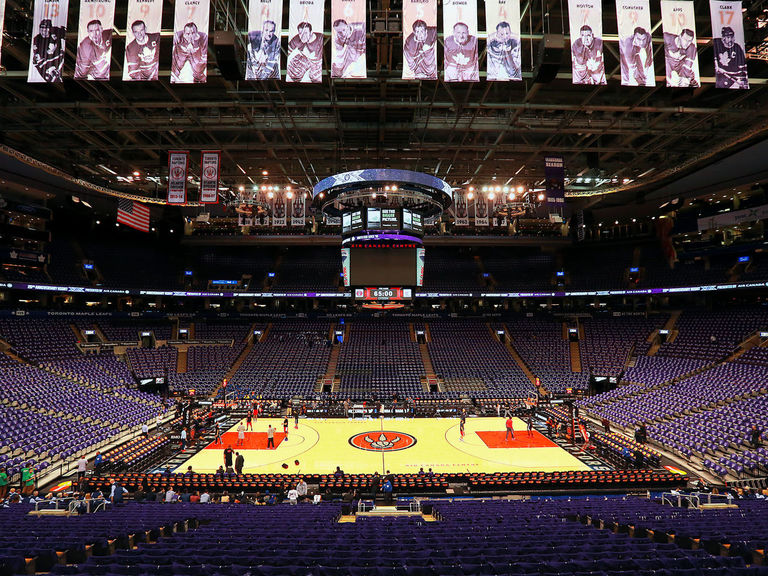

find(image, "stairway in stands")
[213,323,267,398]
[498,323,537,385]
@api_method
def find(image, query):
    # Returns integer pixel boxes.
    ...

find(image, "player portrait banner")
[287,0,325,83]
[171,0,210,83]
[74,0,116,80]
[474,194,489,226]
[28,0,70,83]
[290,192,306,226]
[454,190,469,226]
[661,0,700,88]
[331,0,367,78]
[246,0,282,80]
[123,0,162,80]
[710,0,748,89]
[485,0,521,81]
[0,0,7,68]
[544,156,565,207]
[567,0,606,85]
[616,0,655,86]
[443,0,479,82]
[168,151,188,204]
[402,0,438,80]
[272,190,287,226]
[199,151,220,204]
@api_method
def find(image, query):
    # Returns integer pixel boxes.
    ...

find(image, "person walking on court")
[459,414,466,441]
[505,416,515,441]
[246,412,253,431]
[235,452,244,475]
[527,415,534,438]
[283,417,289,441]
[267,425,275,449]
[224,445,234,472]
[236,422,246,447]
[294,409,299,429]
[214,422,222,445]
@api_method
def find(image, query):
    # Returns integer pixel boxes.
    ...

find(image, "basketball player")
[505,416,515,440]
[283,416,289,441]
[459,415,466,441]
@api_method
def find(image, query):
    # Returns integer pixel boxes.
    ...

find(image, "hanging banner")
[443,0,479,82]
[171,0,210,83]
[474,194,489,226]
[199,151,220,204]
[661,0,700,88]
[123,0,162,80]
[454,190,469,226]
[272,191,287,226]
[287,0,324,83]
[0,0,5,69]
[74,0,116,80]
[616,0,655,86]
[331,0,367,78]
[485,0,521,81]
[545,156,565,208]
[567,0,606,85]
[168,151,188,204]
[291,192,306,226]
[710,0,748,89]
[28,0,69,83]
[246,0,282,80]
[402,0,437,80]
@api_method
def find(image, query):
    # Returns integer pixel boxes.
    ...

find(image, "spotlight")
[467,192,474,200]
[508,193,515,200]
[267,191,274,199]
[286,191,294,199]
[537,193,545,201]
[468,186,474,192]
[517,185,524,193]
[238,185,245,192]
[488,192,496,200]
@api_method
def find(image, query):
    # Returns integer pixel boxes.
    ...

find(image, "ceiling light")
[267,191,274,199]
[467,192,474,200]
[238,185,245,192]
[286,191,294,199]
[262,170,268,176]
[488,192,496,200]
[537,193,545,201]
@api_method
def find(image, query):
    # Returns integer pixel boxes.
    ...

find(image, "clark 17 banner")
[168,151,188,204]
[28,0,70,83]
[485,0,521,81]
[200,151,220,204]
[710,0,748,89]
[331,0,367,78]
[402,0,438,80]
[567,0,606,85]
[246,0,282,79]
[74,0,116,80]
[287,0,325,82]
[171,0,210,83]
[661,0,700,88]
[443,0,479,81]
[123,0,162,80]
[616,0,655,86]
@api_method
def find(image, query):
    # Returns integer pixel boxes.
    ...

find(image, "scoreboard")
[354,287,413,300]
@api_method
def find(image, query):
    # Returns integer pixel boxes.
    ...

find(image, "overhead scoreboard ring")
[313,169,454,220]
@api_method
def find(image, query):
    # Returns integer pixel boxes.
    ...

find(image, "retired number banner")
[171,0,210,83]
[616,0,655,86]
[443,0,478,82]
[291,192,306,226]
[661,0,700,88]
[28,0,69,83]
[123,0,162,80]
[454,190,469,226]
[485,0,521,81]
[0,0,6,68]
[474,194,489,226]
[168,151,188,204]
[287,0,325,82]
[272,190,287,226]
[710,0,748,89]
[74,0,116,80]
[200,151,220,204]
[331,0,367,78]
[246,0,282,80]
[402,0,437,80]
[568,0,606,85]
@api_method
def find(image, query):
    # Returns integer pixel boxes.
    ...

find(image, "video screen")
[382,209,398,229]
[402,209,412,229]
[350,210,363,232]
[367,208,381,229]
[342,213,352,234]
[349,248,417,286]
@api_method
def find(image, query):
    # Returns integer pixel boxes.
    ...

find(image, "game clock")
[354,287,413,300]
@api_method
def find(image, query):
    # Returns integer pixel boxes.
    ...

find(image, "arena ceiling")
[1,0,768,214]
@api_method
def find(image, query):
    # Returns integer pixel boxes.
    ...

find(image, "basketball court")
[175,417,591,475]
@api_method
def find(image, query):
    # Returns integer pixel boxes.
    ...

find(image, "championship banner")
[171,0,210,83]
[74,0,116,80]
[199,151,220,204]
[474,194,489,226]
[710,0,748,89]
[331,0,367,78]
[290,192,306,226]
[544,156,565,207]
[567,0,606,85]
[616,0,655,86]
[454,190,469,226]
[485,0,521,81]
[28,0,69,83]
[168,151,188,204]
[123,0,162,80]
[402,0,438,80]
[0,0,7,68]
[246,0,282,80]
[287,0,324,83]
[661,0,700,88]
[443,0,479,82]
[272,191,287,226]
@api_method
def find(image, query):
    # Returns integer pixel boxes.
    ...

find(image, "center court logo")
[349,431,417,452]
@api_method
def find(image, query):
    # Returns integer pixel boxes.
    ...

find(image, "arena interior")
[3,0,768,572]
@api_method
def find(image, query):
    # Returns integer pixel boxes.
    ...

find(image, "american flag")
[117,199,150,232]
